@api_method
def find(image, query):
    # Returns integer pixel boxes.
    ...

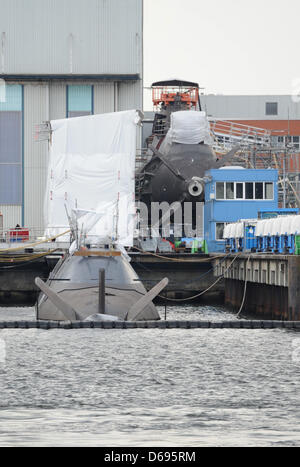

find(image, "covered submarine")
[137,80,238,207]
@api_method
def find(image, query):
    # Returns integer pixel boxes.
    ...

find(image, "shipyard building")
[0,0,143,231]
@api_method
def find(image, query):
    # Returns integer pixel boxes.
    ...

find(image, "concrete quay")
[211,254,300,321]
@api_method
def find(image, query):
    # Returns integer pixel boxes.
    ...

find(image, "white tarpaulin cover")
[169,110,212,144]
[170,111,213,144]
[44,110,141,247]
[159,111,213,154]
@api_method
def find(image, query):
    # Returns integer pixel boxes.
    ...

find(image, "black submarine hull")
[139,142,217,204]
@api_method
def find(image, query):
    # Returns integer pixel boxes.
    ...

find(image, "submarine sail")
[137,80,217,207]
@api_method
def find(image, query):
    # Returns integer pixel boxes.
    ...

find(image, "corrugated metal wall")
[0,205,22,229]
[49,83,66,120]
[93,81,143,114]
[118,81,142,111]
[201,95,300,120]
[0,0,143,231]
[94,83,115,114]
[23,84,49,231]
[1,0,142,76]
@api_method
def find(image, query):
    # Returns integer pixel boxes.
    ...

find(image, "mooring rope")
[0,249,60,269]
[158,252,243,302]
[131,247,225,263]
[0,229,71,254]
[237,254,252,318]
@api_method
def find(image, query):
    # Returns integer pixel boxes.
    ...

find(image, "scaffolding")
[231,147,300,208]
[209,118,272,152]
[210,122,300,209]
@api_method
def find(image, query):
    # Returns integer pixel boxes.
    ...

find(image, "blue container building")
[204,168,280,252]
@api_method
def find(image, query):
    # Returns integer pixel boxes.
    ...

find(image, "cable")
[236,254,251,318]
[179,250,237,286]
[0,229,71,253]
[0,249,59,269]
[134,250,235,288]
[158,252,243,302]
[0,250,59,262]
[131,246,225,263]
[0,254,55,262]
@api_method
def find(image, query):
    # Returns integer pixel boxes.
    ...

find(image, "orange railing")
[152,86,199,110]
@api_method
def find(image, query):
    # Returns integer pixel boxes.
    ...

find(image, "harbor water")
[0,306,299,447]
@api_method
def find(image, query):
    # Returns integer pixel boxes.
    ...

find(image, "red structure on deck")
[152,79,200,111]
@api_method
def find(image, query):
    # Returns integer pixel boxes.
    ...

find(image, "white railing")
[209,119,272,153]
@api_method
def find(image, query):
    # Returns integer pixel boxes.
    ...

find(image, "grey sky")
[143,0,300,109]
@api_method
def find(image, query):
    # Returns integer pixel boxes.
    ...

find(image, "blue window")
[67,85,93,118]
[0,165,22,204]
[0,84,23,205]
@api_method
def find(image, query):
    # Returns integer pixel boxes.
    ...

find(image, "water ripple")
[0,306,299,446]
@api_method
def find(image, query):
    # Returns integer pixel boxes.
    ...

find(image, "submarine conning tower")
[150,79,201,141]
[137,79,217,207]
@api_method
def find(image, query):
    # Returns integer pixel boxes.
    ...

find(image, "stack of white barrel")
[223,216,300,240]
[255,216,300,238]
[223,222,245,240]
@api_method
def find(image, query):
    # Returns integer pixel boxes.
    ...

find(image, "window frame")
[225,182,235,200]
[255,182,264,200]
[215,181,274,201]
[216,182,225,200]
[67,84,94,118]
[265,102,278,116]
[245,182,254,200]
[236,182,244,199]
[215,222,228,241]
[265,182,274,200]
[274,135,300,149]
[215,221,232,242]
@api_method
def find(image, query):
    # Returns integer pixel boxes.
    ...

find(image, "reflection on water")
[0,306,299,447]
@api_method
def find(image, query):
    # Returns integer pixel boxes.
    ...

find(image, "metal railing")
[209,119,272,153]
[0,228,71,249]
[150,118,272,152]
